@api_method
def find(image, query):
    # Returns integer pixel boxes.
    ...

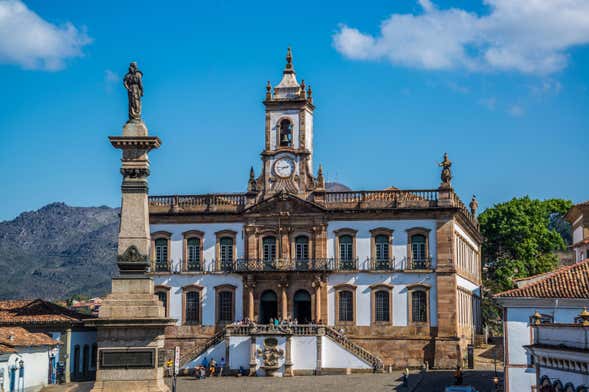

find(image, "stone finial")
[531,310,542,325]
[285,47,294,73]
[316,164,325,190]
[300,79,307,99]
[247,166,258,193]
[266,80,272,100]
[307,85,313,104]
[469,195,478,216]
[123,62,144,122]
[579,308,589,326]
[438,152,452,188]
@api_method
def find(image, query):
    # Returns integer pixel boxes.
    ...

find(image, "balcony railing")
[150,257,433,273]
[403,257,432,270]
[367,257,396,271]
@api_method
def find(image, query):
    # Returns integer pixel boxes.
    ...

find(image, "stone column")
[64,328,72,383]
[281,284,288,319]
[313,278,322,323]
[284,335,293,377]
[246,275,256,322]
[249,337,257,376]
[224,329,231,373]
[316,327,324,375]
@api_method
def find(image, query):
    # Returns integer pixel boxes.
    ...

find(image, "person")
[402,367,409,387]
[218,357,226,376]
[202,357,209,371]
[274,318,279,327]
[269,317,274,326]
[454,365,463,385]
[209,359,216,377]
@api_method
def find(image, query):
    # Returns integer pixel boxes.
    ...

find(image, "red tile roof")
[0,299,94,326]
[0,327,60,353]
[495,258,589,298]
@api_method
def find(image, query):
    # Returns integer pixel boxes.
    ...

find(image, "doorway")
[293,289,312,323]
[259,290,278,324]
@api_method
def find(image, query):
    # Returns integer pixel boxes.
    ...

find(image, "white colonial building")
[147,49,483,373]
[495,258,589,392]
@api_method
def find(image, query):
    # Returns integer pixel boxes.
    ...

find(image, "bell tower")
[259,48,316,196]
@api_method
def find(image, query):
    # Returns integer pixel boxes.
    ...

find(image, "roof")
[564,200,589,223]
[0,299,94,326]
[495,258,589,299]
[0,327,60,352]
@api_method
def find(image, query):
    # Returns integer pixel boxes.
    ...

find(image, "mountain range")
[0,183,350,300]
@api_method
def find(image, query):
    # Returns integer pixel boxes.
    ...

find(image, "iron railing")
[403,257,432,270]
[366,257,396,271]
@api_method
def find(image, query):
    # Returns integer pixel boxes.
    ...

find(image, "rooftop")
[0,299,94,326]
[495,258,589,299]
[0,326,60,353]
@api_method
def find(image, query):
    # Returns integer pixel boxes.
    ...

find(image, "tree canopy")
[479,196,572,293]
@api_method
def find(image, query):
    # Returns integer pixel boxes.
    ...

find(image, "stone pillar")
[313,278,322,323]
[89,64,173,392]
[248,286,255,321]
[315,327,324,375]
[64,328,72,383]
[224,329,231,373]
[281,284,288,319]
[284,335,293,377]
[249,337,257,376]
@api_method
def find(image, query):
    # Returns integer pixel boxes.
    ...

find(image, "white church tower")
[259,48,318,195]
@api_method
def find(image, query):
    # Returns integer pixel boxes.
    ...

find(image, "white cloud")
[508,104,525,117]
[333,0,589,75]
[0,0,91,70]
[479,97,496,110]
[104,69,119,92]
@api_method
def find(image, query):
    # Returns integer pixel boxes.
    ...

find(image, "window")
[374,291,390,322]
[220,237,233,266]
[187,237,201,271]
[262,236,277,267]
[340,235,353,261]
[218,291,233,323]
[157,291,168,317]
[279,119,293,147]
[154,238,168,270]
[375,235,389,261]
[339,291,354,322]
[295,236,309,260]
[295,235,309,269]
[185,291,200,324]
[411,290,427,323]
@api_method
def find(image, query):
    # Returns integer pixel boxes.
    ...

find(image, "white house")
[495,258,589,392]
[0,327,60,392]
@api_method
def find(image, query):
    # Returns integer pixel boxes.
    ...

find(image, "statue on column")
[470,195,479,217]
[439,153,452,187]
[123,62,143,121]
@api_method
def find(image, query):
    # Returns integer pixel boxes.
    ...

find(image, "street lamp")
[493,375,499,391]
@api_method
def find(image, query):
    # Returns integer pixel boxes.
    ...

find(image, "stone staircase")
[179,324,384,371]
[179,329,225,367]
[324,326,384,370]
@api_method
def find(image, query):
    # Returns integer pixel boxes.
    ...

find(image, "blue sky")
[0,0,588,221]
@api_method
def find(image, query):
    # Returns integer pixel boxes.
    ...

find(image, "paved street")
[167,370,504,392]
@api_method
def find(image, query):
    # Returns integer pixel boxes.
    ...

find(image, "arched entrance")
[259,290,278,324]
[293,289,312,323]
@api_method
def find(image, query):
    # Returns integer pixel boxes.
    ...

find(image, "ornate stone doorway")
[260,290,278,323]
[293,289,312,323]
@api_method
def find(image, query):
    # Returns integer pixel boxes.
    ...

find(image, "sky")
[0,0,588,221]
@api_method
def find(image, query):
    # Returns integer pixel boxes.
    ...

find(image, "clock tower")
[258,48,317,196]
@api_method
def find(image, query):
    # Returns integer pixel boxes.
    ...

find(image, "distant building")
[0,299,97,383]
[0,326,60,392]
[69,298,102,317]
[527,313,589,392]
[495,259,589,392]
[565,201,589,263]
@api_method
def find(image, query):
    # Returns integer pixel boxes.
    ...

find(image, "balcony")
[149,257,434,274]
[403,257,433,270]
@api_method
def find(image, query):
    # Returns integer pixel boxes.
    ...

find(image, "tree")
[478,197,572,330]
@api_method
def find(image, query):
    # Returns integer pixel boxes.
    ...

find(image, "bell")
[280,133,290,145]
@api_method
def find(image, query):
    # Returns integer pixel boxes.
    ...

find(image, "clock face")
[273,157,294,178]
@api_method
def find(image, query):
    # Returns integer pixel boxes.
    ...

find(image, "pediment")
[244,192,326,215]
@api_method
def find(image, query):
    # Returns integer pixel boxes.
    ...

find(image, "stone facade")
[147,50,483,370]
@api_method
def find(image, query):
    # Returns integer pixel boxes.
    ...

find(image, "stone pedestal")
[88,277,173,392]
